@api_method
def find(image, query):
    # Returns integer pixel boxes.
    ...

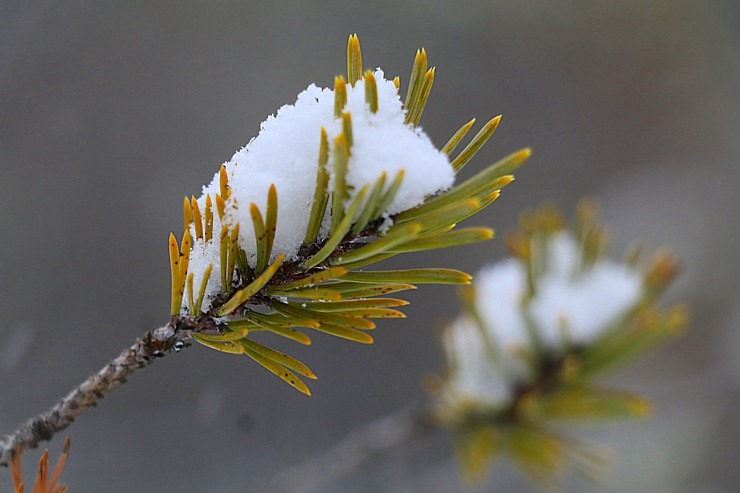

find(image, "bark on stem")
[0,320,194,466]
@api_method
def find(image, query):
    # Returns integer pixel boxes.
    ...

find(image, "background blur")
[1,1,738,492]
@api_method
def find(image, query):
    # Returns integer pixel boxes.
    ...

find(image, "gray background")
[1,1,738,492]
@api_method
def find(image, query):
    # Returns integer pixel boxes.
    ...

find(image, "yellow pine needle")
[347,33,363,86]
[334,76,347,117]
[277,302,376,330]
[219,225,229,290]
[185,196,203,239]
[265,184,278,265]
[217,253,286,316]
[456,425,499,481]
[451,115,502,173]
[408,67,435,127]
[330,134,350,235]
[244,345,312,395]
[242,338,317,379]
[272,266,348,290]
[169,233,181,315]
[204,194,214,241]
[389,227,494,253]
[506,426,565,483]
[227,224,239,287]
[371,169,405,220]
[364,70,378,113]
[219,164,229,200]
[526,387,653,421]
[194,328,249,343]
[312,323,374,344]
[393,76,400,92]
[187,272,195,315]
[250,203,267,273]
[352,172,386,234]
[442,118,477,155]
[325,283,417,299]
[393,199,481,237]
[194,263,213,315]
[244,310,320,329]
[306,184,369,269]
[276,287,343,301]
[574,196,600,242]
[395,148,529,222]
[305,127,330,244]
[177,230,192,309]
[645,249,681,295]
[248,322,313,346]
[341,111,353,150]
[183,197,193,233]
[193,336,245,354]
[404,48,427,120]
[215,194,226,221]
[342,268,472,285]
[335,252,398,271]
[191,196,203,239]
[333,223,422,266]
[301,298,409,312]
[337,308,407,319]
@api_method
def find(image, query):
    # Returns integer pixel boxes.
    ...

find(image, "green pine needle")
[364,69,378,113]
[395,147,529,223]
[333,223,422,266]
[217,253,286,316]
[305,128,330,244]
[305,185,369,269]
[352,172,386,235]
[442,118,476,155]
[276,302,376,330]
[330,134,350,235]
[300,298,409,312]
[347,34,363,86]
[334,76,347,117]
[371,169,405,220]
[388,227,494,253]
[451,116,502,173]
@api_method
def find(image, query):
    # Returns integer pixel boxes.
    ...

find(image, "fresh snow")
[184,70,454,312]
[442,231,644,407]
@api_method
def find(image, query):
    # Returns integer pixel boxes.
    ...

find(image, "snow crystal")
[184,70,453,313]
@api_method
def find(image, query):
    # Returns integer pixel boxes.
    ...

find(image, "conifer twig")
[0,320,195,466]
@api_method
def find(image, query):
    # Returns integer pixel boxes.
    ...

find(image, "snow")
[185,238,221,312]
[442,231,644,407]
[183,70,453,313]
[442,316,512,408]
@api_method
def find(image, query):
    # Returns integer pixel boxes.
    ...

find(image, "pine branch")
[1,34,526,467]
[261,404,435,493]
[0,320,195,466]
